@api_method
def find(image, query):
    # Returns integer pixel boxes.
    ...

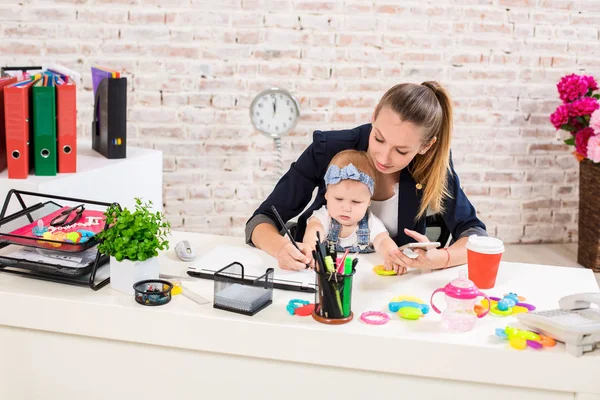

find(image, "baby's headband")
[324,163,375,195]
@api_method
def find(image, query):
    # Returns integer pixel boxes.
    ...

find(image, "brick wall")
[2,0,598,243]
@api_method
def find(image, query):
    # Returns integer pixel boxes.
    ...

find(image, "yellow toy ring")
[373,265,397,276]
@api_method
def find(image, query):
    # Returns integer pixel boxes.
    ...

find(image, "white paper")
[0,246,99,269]
[188,244,315,287]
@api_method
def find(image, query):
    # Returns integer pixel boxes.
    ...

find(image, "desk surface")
[0,231,599,394]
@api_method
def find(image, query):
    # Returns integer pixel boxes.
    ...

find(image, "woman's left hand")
[388,229,448,271]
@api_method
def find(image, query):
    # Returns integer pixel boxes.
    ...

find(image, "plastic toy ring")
[373,265,397,276]
[286,299,310,315]
[360,311,390,325]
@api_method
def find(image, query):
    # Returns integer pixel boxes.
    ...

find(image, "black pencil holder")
[213,262,274,316]
[312,266,356,325]
[134,279,173,306]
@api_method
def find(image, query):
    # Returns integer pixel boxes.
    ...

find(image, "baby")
[303,150,397,257]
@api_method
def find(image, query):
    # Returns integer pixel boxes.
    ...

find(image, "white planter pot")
[110,256,160,295]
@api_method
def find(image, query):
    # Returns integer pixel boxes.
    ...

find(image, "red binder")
[4,79,37,179]
[56,77,76,173]
[0,77,18,173]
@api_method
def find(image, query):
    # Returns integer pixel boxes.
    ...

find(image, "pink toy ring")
[360,311,390,325]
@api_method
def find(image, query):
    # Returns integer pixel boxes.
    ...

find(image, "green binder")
[32,77,57,176]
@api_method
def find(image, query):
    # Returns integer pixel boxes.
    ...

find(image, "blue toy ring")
[286,299,310,315]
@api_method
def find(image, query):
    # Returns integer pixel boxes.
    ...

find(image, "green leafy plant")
[97,198,171,262]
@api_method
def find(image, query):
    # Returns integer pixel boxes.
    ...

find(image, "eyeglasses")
[50,204,85,227]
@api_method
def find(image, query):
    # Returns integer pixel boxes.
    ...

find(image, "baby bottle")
[430,270,490,332]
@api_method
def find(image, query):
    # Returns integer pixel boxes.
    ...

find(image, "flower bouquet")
[550,73,600,271]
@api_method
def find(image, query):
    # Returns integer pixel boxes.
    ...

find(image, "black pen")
[270,205,310,269]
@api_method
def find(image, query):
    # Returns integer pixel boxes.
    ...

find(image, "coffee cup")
[465,235,505,289]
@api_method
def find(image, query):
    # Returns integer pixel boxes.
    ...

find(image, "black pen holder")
[312,266,356,325]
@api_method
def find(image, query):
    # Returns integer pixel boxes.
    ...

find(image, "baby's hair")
[328,150,377,191]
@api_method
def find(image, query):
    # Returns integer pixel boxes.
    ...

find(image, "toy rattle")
[389,295,429,320]
[476,293,536,317]
[495,326,556,350]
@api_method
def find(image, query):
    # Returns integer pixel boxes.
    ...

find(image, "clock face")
[250,88,299,138]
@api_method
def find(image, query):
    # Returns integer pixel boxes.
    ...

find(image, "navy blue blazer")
[246,123,486,247]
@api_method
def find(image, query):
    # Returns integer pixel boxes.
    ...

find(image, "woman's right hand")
[276,242,313,271]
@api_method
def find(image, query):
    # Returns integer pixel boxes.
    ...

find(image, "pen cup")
[312,266,356,325]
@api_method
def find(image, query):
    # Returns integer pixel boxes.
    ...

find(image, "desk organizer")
[213,262,274,316]
[312,267,356,325]
[0,189,117,290]
[134,279,173,306]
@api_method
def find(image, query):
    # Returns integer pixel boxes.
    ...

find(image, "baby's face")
[325,180,372,227]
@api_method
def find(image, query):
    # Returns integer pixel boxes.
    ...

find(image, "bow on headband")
[324,163,375,195]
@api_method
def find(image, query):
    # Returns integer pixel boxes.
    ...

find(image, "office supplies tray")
[213,262,274,316]
[0,189,119,290]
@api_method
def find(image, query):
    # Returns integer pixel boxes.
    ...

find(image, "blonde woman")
[246,81,487,273]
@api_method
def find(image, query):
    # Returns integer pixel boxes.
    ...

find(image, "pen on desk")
[270,205,310,269]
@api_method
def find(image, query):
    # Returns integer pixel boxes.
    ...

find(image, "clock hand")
[273,99,276,116]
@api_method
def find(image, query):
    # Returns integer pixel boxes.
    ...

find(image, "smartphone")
[399,242,441,251]
[399,242,440,259]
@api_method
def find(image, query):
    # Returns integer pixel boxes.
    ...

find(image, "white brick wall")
[2,0,598,242]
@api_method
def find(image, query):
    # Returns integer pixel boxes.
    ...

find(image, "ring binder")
[92,77,127,159]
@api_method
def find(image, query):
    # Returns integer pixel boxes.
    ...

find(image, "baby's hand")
[383,251,408,275]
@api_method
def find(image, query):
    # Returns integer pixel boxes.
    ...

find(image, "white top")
[370,182,399,238]
[0,231,599,396]
[308,206,388,247]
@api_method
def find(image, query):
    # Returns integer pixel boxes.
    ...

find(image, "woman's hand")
[385,229,448,272]
[276,242,312,271]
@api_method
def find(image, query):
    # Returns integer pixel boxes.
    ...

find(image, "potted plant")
[97,198,171,294]
[550,73,600,271]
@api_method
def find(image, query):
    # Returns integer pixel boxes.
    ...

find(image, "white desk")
[0,141,163,213]
[0,231,598,400]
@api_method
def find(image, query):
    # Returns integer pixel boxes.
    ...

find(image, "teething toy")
[286,299,310,316]
[389,296,429,320]
[360,311,390,325]
[373,265,397,276]
[479,293,536,317]
[495,326,556,350]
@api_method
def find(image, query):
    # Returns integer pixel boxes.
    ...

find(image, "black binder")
[92,77,127,159]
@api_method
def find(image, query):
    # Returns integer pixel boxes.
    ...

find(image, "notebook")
[187,245,317,293]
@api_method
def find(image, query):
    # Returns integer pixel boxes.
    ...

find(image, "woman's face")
[368,106,428,175]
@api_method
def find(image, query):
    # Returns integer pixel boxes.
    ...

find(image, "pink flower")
[584,75,599,91]
[558,74,592,102]
[550,104,570,129]
[588,134,600,163]
[590,109,600,135]
[575,127,594,158]
[568,97,599,117]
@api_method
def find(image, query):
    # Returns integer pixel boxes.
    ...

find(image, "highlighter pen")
[342,257,353,317]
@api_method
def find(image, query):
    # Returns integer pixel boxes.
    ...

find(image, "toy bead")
[539,335,556,347]
[517,331,541,341]
[526,340,543,349]
[509,337,527,350]
[398,307,422,320]
[495,328,508,339]
[505,326,519,338]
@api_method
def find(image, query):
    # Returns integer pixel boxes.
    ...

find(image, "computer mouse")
[175,240,196,262]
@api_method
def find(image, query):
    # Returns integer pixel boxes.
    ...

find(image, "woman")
[245,81,487,273]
